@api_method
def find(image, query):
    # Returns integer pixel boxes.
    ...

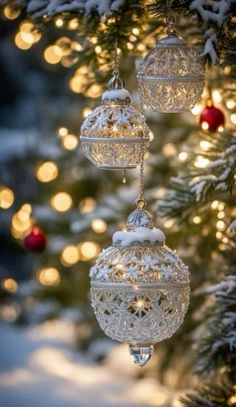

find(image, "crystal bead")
[129,345,154,367]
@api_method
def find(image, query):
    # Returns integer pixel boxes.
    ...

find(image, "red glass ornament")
[24,226,47,252]
[199,99,225,132]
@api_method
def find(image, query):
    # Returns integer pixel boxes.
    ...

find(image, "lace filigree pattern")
[137,35,205,112]
[90,244,190,346]
[80,104,149,169]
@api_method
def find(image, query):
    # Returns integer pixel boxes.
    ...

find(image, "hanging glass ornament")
[137,6,205,113]
[89,155,190,367]
[80,43,150,170]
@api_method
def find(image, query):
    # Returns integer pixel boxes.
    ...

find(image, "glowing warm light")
[15,32,32,50]
[200,140,211,150]
[149,131,154,142]
[218,125,224,132]
[216,220,226,231]
[62,134,78,150]
[91,219,107,233]
[162,143,176,157]
[191,103,202,116]
[79,197,96,214]
[55,18,64,27]
[85,84,103,98]
[50,192,72,212]
[136,299,144,308]
[44,45,63,64]
[68,18,79,30]
[164,219,175,228]
[218,202,225,211]
[230,113,236,125]
[11,203,33,238]
[36,161,58,183]
[58,127,68,137]
[216,231,222,240]
[226,99,236,109]
[3,5,21,19]
[38,267,60,286]
[0,186,14,209]
[178,151,188,161]
[211,200,219,209]
[212,89,222,103]
[95,45,102,54]
[194,155,209,168]
[217,211,225,219]
[61,245,79,266]
[132,28,140,35]
[193,216,201,224]
[20,31,34,45]
[83,108,92,118]
[2,278,18,293]
[78,241,100,261]
[201,121,209,131]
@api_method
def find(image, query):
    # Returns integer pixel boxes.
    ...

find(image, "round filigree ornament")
[90,206,190,367]
[137,27,205,113]
[80,74,150,170]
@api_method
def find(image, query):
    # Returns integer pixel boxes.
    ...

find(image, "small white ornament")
[90,207,190,367]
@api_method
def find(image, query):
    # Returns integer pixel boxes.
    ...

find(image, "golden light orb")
[3,5,20,20]
[44,45,63,64]
[38,267,60,286]
[78,241,100,261]
[15,32,32,50]
[50,192,72,212]
[79,197,96,214]
[2,278,18,293]
[36,161,58,183]
[62,134,78,150]
[91,219,107,233]
[61,245,79,266]
[0,186,14,209]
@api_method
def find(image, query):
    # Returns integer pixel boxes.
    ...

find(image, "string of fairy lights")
[0,4,235,300]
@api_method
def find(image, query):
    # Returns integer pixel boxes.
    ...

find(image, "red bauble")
[199,100,225,132]
[24,226,47,252]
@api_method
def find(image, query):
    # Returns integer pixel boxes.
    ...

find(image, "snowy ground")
[0,320,166,407]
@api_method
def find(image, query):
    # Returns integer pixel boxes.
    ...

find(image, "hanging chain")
[112,37,119,78]
[136,77,147,210]
[166,0,176,35]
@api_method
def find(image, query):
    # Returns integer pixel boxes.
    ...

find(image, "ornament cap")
[157,32,185,47]
[127,208,153,230]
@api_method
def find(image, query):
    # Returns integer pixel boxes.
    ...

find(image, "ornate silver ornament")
[90,206,190,366]
[80,75,150,170]
[137,31,205,113]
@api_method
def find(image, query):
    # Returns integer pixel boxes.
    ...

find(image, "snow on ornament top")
[90,208,189,285]
[113,226,165,247]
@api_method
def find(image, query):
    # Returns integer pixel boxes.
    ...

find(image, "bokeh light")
[78,241,100,261]
[0,186,14,209]
[2,278,18,293]
[37,267,60,286]
[60,245,79,266]
[62,134,78,150]
[44,45,63,64]
[36,161,58,183]
[79,197,96,214]
[50,192,72,212]
[91,219,107,233]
